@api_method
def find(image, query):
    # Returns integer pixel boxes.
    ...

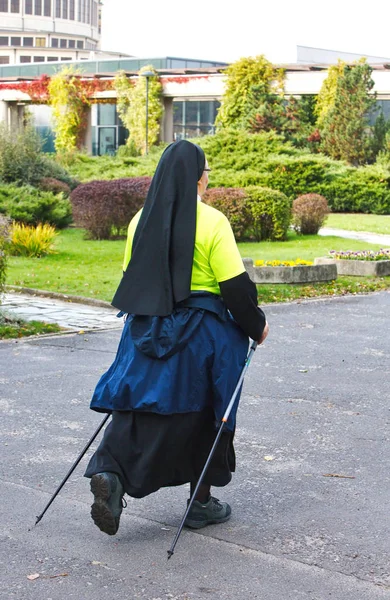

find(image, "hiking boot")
[90,472,124,535]
[184,496,231,529]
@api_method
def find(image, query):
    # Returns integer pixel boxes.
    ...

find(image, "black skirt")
[84,409,235,498]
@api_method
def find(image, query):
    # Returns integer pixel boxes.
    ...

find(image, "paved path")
[319,227,390,246]
[1,292,120,331]
[1,291,390,599]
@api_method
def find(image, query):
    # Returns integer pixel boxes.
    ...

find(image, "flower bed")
[315,249,390,276]
[244,258,337,284]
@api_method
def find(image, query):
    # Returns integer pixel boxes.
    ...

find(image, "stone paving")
[1,292,121,331]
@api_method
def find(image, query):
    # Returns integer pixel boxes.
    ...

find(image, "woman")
[85,140,268,535]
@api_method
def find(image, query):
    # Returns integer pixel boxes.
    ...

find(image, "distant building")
[0,0,130,65]
[297,45,390,65]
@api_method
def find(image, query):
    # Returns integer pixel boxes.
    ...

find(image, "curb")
[4,285,114,309]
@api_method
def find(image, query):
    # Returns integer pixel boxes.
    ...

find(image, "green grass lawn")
[325,213,390,235]
[6,228,389,304]
[0,313,61,339]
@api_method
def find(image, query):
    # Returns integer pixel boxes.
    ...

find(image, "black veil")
[112,140,205,316]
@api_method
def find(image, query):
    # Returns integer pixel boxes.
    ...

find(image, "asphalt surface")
[1,290,390,600]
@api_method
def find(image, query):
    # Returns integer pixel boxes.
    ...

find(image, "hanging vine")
[115,65,163,155]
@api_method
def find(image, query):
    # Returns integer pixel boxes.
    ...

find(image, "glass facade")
[92,104,128,156]
[173,100,220,139]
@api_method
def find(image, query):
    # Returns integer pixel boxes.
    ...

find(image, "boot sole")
[184,513,231,530]
[90,474,119,536]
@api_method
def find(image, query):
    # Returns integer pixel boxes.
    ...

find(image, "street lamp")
[141,70,154,155]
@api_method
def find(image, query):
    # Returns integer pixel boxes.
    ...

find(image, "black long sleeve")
[219,272,266,341]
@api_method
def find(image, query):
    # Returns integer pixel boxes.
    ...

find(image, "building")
[0,0,130,65]
[1,54,390,155]
[297,45,390,65]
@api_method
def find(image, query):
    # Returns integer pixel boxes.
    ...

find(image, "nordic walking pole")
[35,413,110,525]
[167,340,258,559]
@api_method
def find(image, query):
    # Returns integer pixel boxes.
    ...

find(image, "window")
[62,0,67,18]
[20,56,32,63]
[11,37,21,45]
[68,39,75,48]
[33,56,45,62]
[77,40,84,49]
[44,0,50,15]
[11,0,20,12]
[55,0,60,16]
[92,0,97,26]
[0,0,8,12]
[0,56,10,63]
[35,37,46,47]
[69,0,74,18]
[51,37,58,48]
[61,56,71,61]
[0,37,8,46]
[25,0,32,12]
[34,0,41,14]
[48,56,58,61]
[23,37,34,46]
[60,38,67,48]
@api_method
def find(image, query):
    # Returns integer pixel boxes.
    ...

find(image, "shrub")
[0,124,77,188]
[0,215,10,296]
[245,186,292,241]
[203,188,251,241]
[292,193,329,234]
[70,177,151,239]
[38,177,71,197]
[0,184,72,229]
[11,222,58,257]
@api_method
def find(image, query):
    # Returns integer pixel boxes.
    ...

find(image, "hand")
[258,321,269,345]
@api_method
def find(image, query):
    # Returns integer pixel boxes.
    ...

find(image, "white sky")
[100,0,390,64]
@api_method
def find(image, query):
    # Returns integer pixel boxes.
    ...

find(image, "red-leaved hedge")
[70,177,151,239]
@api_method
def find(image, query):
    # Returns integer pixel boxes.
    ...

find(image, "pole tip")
[35,516,41,526]
[167,550,174,560]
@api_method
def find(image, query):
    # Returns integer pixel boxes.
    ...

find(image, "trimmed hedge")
[203,188,251,241]
[204,185,291,241]
[70,177,152,239]
[246,186,292,241]
[0,184,72,229]
[293,193,329,235]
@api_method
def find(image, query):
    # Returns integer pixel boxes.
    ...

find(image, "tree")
[319,62,376,165]
[315,61,346,129]
[216,56,285,129]
[115,66,163,155]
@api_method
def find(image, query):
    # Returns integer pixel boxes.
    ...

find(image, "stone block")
[243,258,337,284]
[314,257,390,277]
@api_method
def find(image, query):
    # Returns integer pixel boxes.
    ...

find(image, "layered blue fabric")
[90,298,249,431]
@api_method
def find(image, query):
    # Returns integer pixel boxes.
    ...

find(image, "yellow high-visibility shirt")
[123,200,245,295]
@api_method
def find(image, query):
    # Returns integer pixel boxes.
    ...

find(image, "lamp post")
[141,70,154,155]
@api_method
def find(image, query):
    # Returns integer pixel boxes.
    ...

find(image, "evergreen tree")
[320,62,376,165]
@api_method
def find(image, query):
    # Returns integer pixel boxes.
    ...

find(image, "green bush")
[203,187,251,241]
[0,184,72,229]
[0,215,10,296]
[0,124,77,188]
[245,186,292,241]
[292,193,329,234]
